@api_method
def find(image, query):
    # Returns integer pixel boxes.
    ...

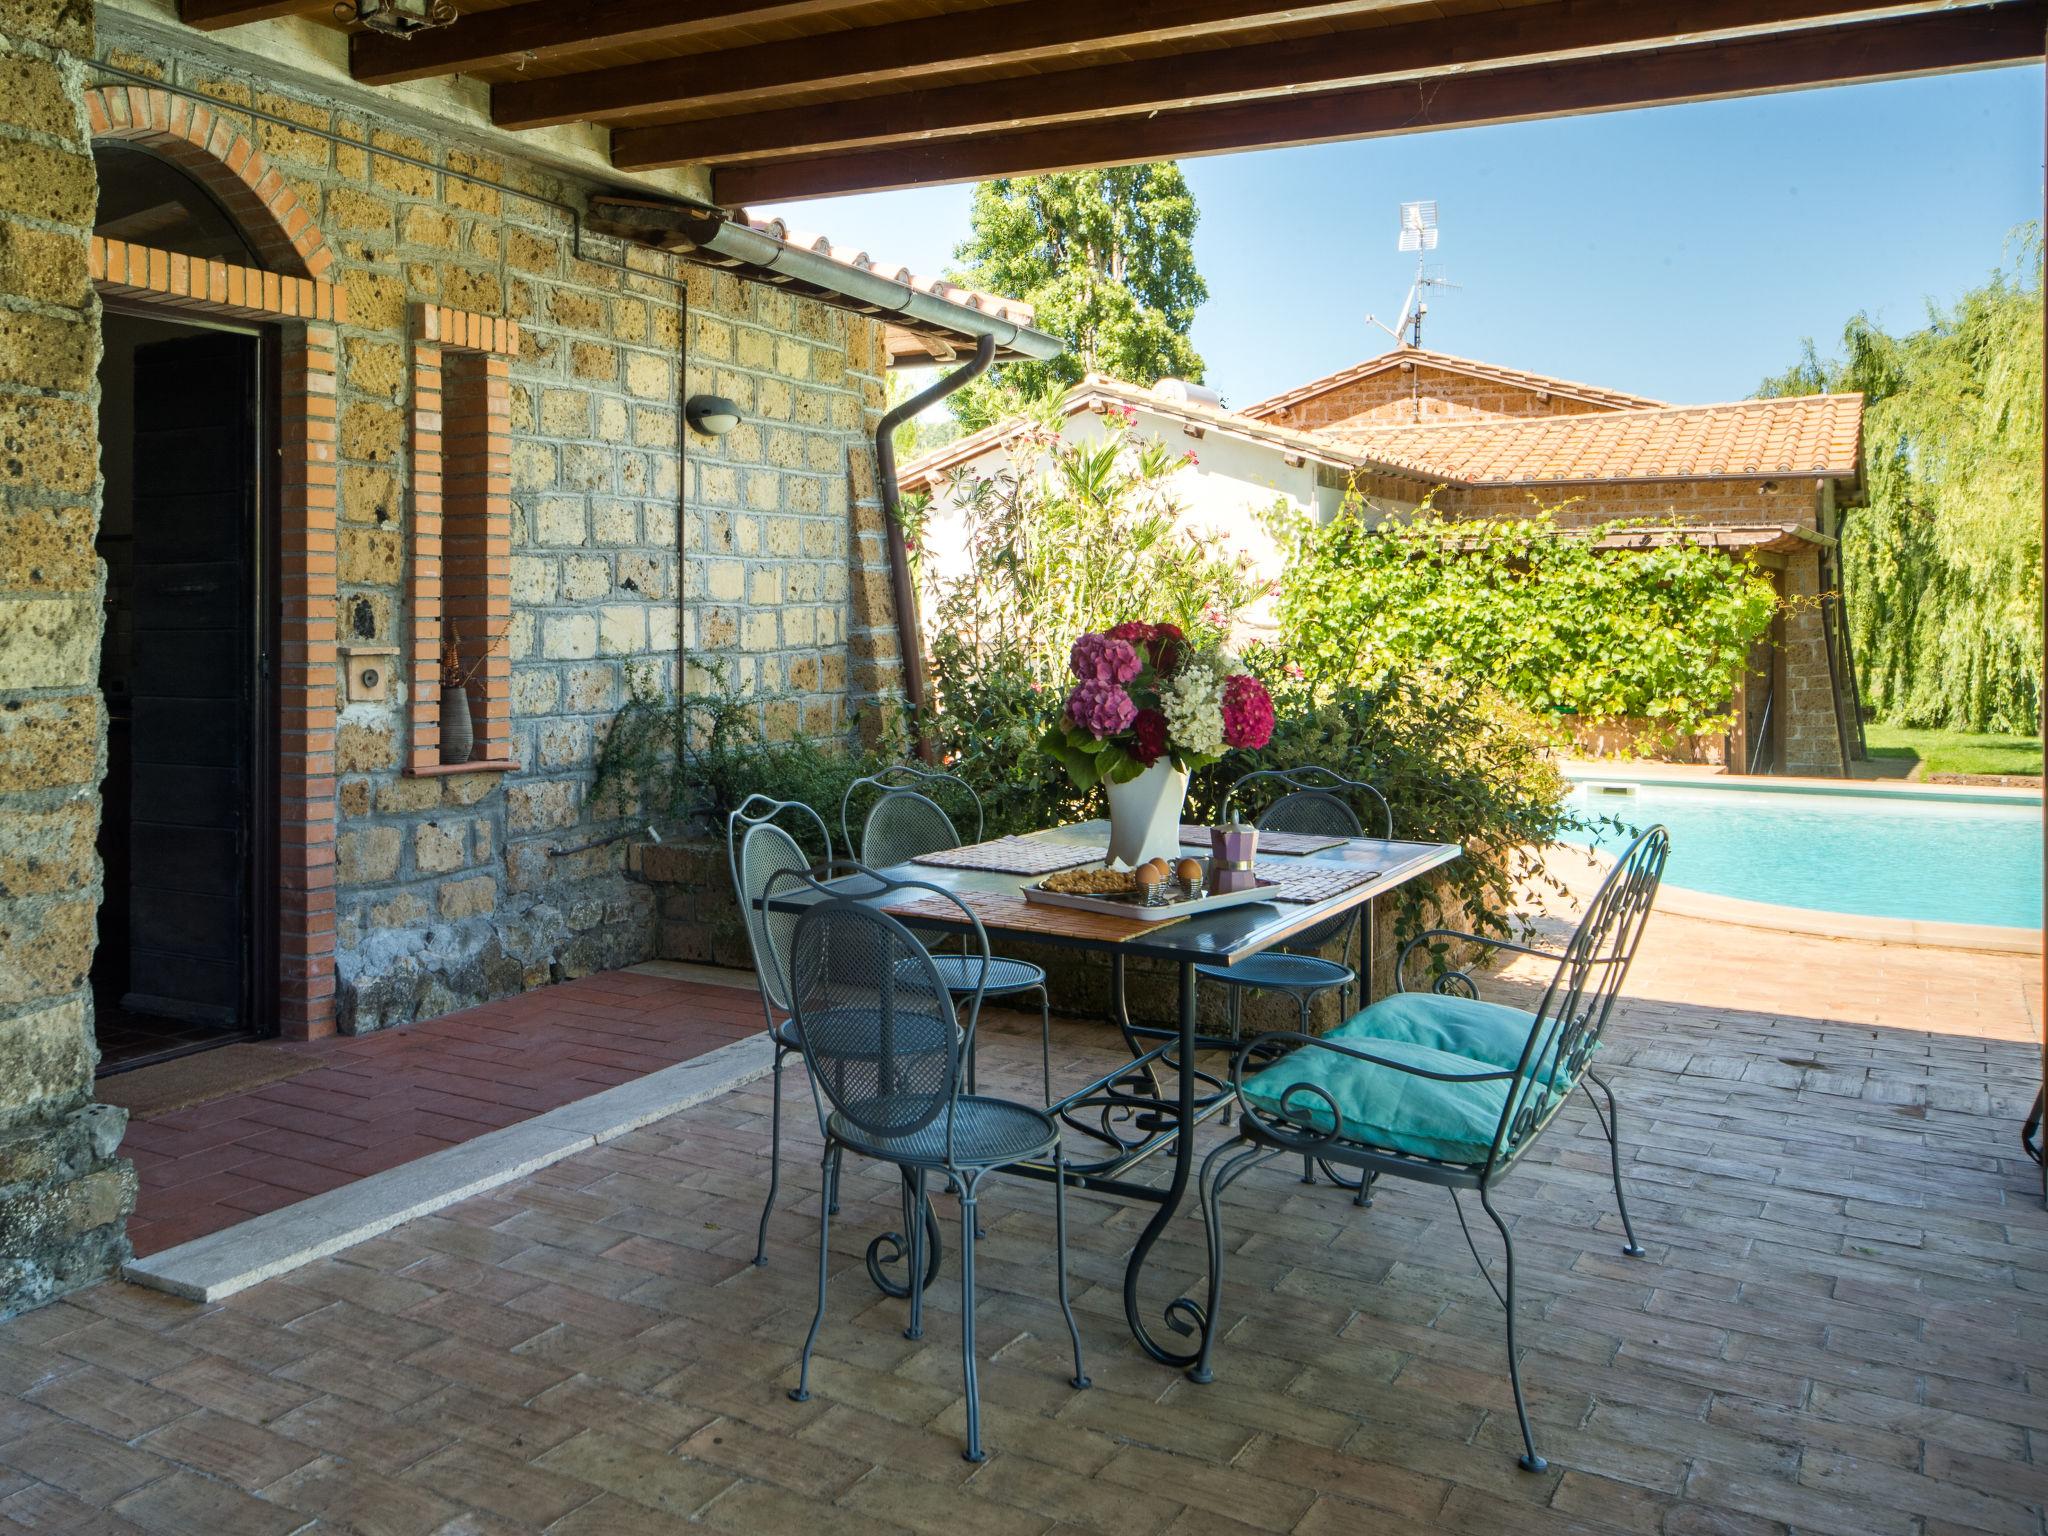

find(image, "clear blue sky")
[757,67,2043,410]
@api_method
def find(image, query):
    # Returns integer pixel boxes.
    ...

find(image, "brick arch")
[86,85,333,280]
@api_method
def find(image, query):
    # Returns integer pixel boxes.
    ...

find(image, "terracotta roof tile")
[898,374,1377,490]
[1244,346,1667,420]
[743,216,1036,329]
[1338,394,1865,485]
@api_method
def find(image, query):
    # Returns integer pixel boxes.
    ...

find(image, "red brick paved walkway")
[121,967,764,1258]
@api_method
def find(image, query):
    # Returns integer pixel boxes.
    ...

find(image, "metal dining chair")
[1190,824,1669,1472]
[775,861,1090,1463]
[1198,764,1394,1039]
[842,764,1054,1103]
[726,794,846,1268]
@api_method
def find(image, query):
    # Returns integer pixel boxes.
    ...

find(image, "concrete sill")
[406,759,520,778]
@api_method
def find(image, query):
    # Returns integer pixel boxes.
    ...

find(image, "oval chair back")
[727,794,832,1019]
[1224,766,1393,953]
[774,863,990,1164]
[1485,823,1670,1179]
[842,764,984,868]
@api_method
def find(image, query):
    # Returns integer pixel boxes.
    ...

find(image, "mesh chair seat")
[917,954,1046,996]
[1196,953,1354,994]
[829,1095,1058,1169]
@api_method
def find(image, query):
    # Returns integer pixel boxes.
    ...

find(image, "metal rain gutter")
[691,216,1063,362]
[876,331,996,753]
[588,199,1062,363]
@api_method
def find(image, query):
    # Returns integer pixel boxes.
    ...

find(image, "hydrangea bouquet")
[1043,622,1275,791]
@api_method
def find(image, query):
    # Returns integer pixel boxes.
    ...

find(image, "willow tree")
[1761,231,2042,733]
[947,165,1208,429]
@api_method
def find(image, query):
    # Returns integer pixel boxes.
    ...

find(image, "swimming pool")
[1559,779,2042,931]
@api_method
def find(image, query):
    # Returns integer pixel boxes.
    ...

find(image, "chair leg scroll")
[958,1172,985,1462]
[905,1169,929,1340]
[1053,1148,1090,1391]
[1037,985,1053,1107]
[754,1046,787,1266]
[1477,1187,1546,1474]
[789,1143,838,1402]
[1584,1070,1646,1257]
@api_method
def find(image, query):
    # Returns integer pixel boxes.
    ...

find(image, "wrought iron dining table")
[770,818,1462,1369]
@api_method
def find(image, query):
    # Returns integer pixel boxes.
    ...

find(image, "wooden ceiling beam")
[615,0,1967,170]
[714,1,2045,201]
[179,0,324,27]
[490,0,1386,130]
[352,0,873,88]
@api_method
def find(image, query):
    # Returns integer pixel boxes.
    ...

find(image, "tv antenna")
[1366,200,1458,349]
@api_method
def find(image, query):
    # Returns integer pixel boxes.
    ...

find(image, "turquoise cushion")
[1239,1037,1513,1165]
[1334,991,1577,1088]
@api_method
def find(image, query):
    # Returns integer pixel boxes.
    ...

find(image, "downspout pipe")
[875,331,996,755]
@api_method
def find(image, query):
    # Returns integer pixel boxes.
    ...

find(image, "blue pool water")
[1559,780,2043,930]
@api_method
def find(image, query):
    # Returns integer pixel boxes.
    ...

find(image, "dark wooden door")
[121,331,262,1030]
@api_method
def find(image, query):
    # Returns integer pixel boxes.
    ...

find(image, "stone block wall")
[0,0,136,1319]
[63,41,908,1033]
[1779,549,1847,776]
[1443,477,1823,531]
[0,15,907,1052]
[1261,363,1623,430]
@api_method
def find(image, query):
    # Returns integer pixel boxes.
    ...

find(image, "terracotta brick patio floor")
[3,912,2042,1535]
[120,967,764,1257]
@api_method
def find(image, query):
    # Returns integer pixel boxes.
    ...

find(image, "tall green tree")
[947,165,1208,429]
[1760,229,2042,733]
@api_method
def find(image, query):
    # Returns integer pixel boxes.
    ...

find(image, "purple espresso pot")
[1208,823,1259,894]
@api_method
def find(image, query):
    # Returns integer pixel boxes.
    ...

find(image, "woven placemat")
[1255,861,1382,904]
[884,889,1184,944]
[1178,824,1350,856]
[913,837,1104,876]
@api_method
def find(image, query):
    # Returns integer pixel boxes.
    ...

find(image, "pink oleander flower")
[1067,679,1138,739]
[1221,673,1275,750]
[1070,632,1142,686]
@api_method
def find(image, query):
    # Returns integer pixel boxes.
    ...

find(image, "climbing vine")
[1274,504,1779,740]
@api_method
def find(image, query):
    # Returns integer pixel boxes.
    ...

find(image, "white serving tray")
[1022,875,1282,923]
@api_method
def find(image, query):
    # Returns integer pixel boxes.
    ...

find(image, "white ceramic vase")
[1103,759,1190,869]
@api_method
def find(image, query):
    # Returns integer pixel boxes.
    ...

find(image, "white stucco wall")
[912,405,1342,637]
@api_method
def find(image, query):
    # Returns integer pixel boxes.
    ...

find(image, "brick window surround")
[408,304,520,776]
[90,83,346,1040]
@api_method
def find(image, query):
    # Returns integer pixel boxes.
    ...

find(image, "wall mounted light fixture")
[686,394,742,437]
[334,0,457,37]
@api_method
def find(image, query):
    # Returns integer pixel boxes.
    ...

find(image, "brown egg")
[1137,858,1167,883]
[1133,864,1162,890]
[1175,858,1204,885]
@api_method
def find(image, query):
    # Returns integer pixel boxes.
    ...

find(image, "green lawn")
[1863,723,2042,778]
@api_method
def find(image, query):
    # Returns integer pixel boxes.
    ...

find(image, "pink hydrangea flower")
[1070,632,1142,686]
[1067,680,1138,739]
[1221,674,1275,750]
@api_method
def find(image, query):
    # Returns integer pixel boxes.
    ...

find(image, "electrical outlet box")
[341,645,399,703]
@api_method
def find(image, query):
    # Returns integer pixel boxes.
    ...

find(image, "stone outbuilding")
[1248,347,1866,778]
[909,347,1867,777]
[0,0,1052,1314]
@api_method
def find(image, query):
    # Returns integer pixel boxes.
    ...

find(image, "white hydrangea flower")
[1163,665,1226,757]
